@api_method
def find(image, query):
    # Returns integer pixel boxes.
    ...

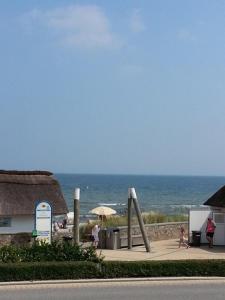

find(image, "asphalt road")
[0,279,225,300]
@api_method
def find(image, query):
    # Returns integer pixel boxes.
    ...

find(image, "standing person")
[62,218,67,229]
[179,226,190,248]
[206,217,216,248]
[91,224,100,248]
[53,221,59,232]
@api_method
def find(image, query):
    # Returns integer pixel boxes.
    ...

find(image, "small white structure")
[189,184,225,246]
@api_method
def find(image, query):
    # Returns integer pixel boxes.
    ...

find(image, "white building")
[189,184,225,245]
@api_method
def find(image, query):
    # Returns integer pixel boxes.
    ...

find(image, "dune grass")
[101,212,188,227]
[80,212,188,241]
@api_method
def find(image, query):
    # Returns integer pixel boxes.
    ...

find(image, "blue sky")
[1,0,225,175]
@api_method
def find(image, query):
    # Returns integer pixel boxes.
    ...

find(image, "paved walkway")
[97,239,225,261]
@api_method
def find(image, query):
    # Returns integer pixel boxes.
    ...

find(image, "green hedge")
[101,260,225,278]
[0,260,225,281]
[0,261,102,281]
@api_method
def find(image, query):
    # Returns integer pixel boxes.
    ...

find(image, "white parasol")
[89,206,117,216]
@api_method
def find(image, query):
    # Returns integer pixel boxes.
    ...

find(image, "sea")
[55,174,225,219]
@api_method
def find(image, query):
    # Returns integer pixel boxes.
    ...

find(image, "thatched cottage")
[0,170,68,244]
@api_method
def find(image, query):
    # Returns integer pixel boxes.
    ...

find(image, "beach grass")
[79,212,188,241]
[102,211,188,227]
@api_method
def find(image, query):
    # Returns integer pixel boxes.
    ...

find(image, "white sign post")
[35,201,52,244]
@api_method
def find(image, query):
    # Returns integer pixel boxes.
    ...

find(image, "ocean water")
[55,174,225,217]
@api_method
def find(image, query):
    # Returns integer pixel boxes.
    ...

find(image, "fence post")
[73,188,80,245]
[128,188,133,249]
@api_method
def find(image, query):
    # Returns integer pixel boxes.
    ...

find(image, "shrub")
[79,223,93,242]
[0,244,22,263]
[0,241,103,263]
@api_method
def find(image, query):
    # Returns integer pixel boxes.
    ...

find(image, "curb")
[1,277,225,286]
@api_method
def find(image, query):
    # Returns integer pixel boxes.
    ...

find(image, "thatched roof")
[0,170,68,216]
[204,185,225,207]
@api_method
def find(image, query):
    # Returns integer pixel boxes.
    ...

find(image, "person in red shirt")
[206,217,216,248]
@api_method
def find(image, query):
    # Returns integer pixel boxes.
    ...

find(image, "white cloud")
[129,9,145,33]
[22,5,121,49]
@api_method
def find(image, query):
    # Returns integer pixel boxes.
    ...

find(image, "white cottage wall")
[0,215,34,234]
[189,207,211,244]
[213,212,225,245]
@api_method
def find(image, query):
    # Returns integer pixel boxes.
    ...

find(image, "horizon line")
[53,172,225,178]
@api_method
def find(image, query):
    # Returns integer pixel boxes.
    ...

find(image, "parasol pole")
[73,188,80,245]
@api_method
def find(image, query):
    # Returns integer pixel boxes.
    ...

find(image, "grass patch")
[81,212,188,229]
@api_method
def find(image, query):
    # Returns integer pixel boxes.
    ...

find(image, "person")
[179,226,190,248]
[62,218,67,229]
[206,217,216,248]
[91,224,100,248]
[53,221,59,232]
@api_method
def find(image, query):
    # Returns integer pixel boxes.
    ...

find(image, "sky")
[1,0,225,176]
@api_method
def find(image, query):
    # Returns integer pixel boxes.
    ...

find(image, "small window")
[0,217,11,227]
[214,214,225,224]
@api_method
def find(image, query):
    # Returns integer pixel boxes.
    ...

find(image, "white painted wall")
[189,207,211,244]
[213,212,225,246]
[0,215,34,234]
[189,207,225,245]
